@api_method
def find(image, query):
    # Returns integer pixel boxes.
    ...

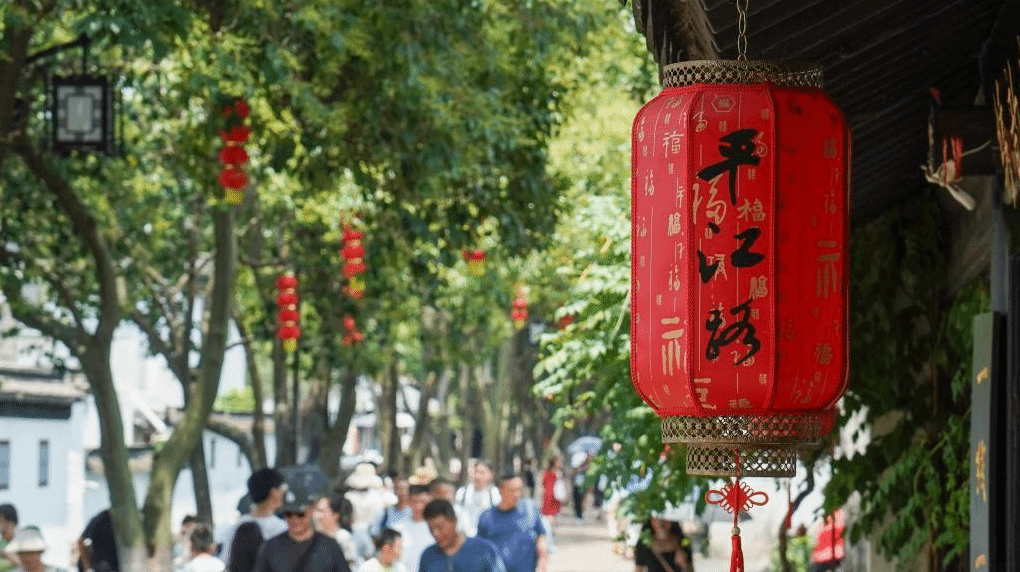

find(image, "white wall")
[0,400,87,570]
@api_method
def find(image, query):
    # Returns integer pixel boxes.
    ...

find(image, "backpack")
[227,521,264,572]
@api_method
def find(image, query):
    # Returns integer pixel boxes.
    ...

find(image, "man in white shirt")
[392,485,433,572]
[219,468,289,568]
[454,460,500,537]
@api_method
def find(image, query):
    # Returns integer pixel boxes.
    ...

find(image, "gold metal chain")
[736,0,749,61]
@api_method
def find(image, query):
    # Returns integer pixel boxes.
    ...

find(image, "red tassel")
[730,527,744,572]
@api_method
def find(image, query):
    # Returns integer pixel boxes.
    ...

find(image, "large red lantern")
[276,273,300,352]
[342,227,367,299]
[630,60,850,479]
[511,290,528,329]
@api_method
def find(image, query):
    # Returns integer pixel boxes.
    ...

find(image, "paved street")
[548,515,633,572]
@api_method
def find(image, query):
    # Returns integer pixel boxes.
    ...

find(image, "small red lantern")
[275,273,300,352]
[462,249,486,276]
[342,227,367,299]
[630,60,850,475]
[510,291,528,329]
[218,99,251,205]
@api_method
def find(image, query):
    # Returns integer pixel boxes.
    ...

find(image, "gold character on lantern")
[816,250,840,299]
[693,377,716,410]
[660,317,684,376]
[667,212,682,237]
[663,131,683,154]
[814,343,833,366]
[749,276,768,299]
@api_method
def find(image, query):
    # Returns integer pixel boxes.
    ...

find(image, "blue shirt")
[475,501,546,572]
[419,537,505,572]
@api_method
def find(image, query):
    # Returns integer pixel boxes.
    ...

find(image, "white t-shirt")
[395,519,433,572]
[218,513,288,566]
[181,554,226,572]
[454,484,500,537]
[357,557,408,572]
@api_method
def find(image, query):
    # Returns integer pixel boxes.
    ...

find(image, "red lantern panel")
[630,62,850,477]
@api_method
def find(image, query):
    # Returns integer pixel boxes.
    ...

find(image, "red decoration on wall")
[629,61,850,479]
[218,99,251,204]
[342,227,367,299]
[275,273,300,352]
[462,249,486,276]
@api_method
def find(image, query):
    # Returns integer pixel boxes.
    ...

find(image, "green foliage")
[215,386,256,412]
[823,193,988,569]
[770,534,814,572]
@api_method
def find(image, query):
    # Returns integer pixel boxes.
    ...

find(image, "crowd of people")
[0,453,694,572]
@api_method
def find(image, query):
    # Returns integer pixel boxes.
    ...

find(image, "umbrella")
[567,435,603,457]
[812,509,846,564]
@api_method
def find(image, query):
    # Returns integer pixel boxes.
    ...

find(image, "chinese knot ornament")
[462,249,486,277]
[630,60,850,479]
[342,227,367,299]
[218,99,251,204]
[276,273,300,352]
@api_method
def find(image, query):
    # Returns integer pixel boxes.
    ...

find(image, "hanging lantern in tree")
[276,273,300,352]
[341,315,365,346]
[630,57,849,571]
[342,227,367,299]
[462,249,486,276]
[511,290,528,329]
[218,98,251,204]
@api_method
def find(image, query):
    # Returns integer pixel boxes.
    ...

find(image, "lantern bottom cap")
[685,444,797,478]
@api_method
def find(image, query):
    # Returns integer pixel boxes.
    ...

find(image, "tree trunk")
[405,371,439,472]
[381,360,401,473]
[458,362,474,482]
[234,311,268,468]
[141,207,237,570]
[189,439,213,526]
[321,368,359,478]
[274,339,295,466]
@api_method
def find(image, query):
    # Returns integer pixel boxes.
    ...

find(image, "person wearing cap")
[0,504,20,572]
[221,468,289,568]
[251,492,349,572]
[4,526,64,572]
[420,500,504,572]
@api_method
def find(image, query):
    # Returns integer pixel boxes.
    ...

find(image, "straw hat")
[5,526,46,553]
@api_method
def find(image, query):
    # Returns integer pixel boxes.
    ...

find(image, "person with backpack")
[453,461,500,537]
[475,474,547,572]
[252,492,350,572]
[222,468,289,572]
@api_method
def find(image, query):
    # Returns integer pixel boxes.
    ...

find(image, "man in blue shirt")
[476,474,548,572]
[420,499,505,572]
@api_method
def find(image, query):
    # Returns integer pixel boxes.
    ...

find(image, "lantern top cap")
[662,60,823,89]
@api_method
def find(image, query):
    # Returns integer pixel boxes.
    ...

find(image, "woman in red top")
[541,456,564,523]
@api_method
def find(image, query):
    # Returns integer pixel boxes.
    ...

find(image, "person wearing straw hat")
[4,526,64,572]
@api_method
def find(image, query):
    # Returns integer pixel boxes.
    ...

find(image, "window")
[38,440,49,487]
[208,438,216,469]
[0,441,9,489]
[237,446,243,468]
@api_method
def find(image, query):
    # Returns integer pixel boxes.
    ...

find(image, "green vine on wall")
[823,191,988,571]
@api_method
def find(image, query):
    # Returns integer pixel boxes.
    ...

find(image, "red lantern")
[462,249,486,276]
[276,273,300,352]
[511,293,528,329]
[630,60,850,478]
[217,99,252,204]
[342,226,367,299]
[342,315,365,346]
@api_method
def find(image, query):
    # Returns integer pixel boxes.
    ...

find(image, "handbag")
[553,474,568,502]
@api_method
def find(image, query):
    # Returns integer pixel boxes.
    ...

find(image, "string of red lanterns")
[218,99,251,205]
[511,290,528,329]
[341,315,365,346]
[342,227,367,299]
[275,273,300,352]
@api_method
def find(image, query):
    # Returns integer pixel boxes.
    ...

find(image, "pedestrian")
[427,478,469,535]
[453,460,500,537]
[390,484,432,572]
[314,494,361,571]
[570,454,590,520]
[77,510,119,572]
[476,474,547,572]
[539,458,563,526]
[420,500,505,572]
[252,491,350,572]
[633,516,693,572]
[374,477,411,534]
[182,523,225,572]
[173,515,198,571]
[355,528,405,572]
[4,525,64,572]
[221,468,289,571]
[0,504,19,572]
